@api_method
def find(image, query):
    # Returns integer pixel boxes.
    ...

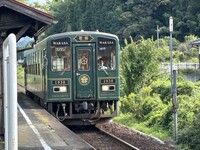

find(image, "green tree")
[120,38,160,95]
[44,0,200,43]
[46,0,121,35]
[117,0,170,41]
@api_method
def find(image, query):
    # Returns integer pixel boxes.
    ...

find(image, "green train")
[24,31,120,125]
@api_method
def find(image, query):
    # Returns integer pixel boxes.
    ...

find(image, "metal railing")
[3,34,18,150]
[161,63,199,72]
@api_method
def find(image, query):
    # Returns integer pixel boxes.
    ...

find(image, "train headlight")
[102,85,109,91]
[53,86,67,92]
[101,85,115,91]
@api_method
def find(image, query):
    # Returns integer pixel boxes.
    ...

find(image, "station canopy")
[0,0,57,41]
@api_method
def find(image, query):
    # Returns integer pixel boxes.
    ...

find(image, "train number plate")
[52,80,68,85]
[100,79,116,84]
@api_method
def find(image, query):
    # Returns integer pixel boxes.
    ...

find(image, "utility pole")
[156,25,160,48]
[199,47,200,69]
[169,16,173,92]
[172,70,178,141]
[169,16,178,141]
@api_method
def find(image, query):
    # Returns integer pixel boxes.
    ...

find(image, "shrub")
[120,93,136,114]
[178,113,200,150]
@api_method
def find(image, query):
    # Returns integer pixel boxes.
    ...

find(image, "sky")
[28,0,47,4]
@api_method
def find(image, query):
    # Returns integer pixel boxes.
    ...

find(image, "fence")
[160,63,199,72]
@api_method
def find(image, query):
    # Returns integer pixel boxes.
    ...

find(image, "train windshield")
[51,46,71,72]
[97,37,116,70]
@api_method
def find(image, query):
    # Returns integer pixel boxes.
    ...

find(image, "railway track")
[68,125,140,150]
[17,84,176,150]
[18,84,139,149]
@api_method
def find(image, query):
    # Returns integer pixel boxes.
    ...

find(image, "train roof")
[34,30,119,47]
[47,30,119,40]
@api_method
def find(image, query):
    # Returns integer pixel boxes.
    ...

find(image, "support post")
[156,25,160,48]
[198,46,200,69]
[0,39,3,138]
[172,70,178,141]
[169,16,173,92]
[3,33,18,150]
[169,16,178,141]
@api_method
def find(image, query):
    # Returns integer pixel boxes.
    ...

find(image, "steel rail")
[98,128,140,150]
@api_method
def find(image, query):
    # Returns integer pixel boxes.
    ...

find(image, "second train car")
[24,30,120,125]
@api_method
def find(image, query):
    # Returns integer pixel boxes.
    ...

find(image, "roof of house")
[189,39,200,46]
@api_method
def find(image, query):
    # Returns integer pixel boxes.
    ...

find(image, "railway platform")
[0,88,93,150]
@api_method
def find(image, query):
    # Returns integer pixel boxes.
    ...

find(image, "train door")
[73,44,96,100]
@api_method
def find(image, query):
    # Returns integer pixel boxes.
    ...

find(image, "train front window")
[97,37,116,70]
[51,46,71,71]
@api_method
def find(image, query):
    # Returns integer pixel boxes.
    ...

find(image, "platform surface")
[0,89,93,150]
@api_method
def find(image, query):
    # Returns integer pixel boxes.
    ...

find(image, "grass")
[113,113,172,141]
[17,65,25,85]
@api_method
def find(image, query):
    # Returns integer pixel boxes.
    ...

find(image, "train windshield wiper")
[98,67,109,75]
[102,68,109,75]
[60,68,67,76]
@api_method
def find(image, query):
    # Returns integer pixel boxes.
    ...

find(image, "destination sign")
[100,79,116,84]
[52,80,68,85]
[51,37,70,46]
[75,35,93,42]
[99,41,114,45]
[98,37,115,46]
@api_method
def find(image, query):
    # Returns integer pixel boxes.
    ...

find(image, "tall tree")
[120,38,160,95]
[45,0,122,36]
[117,0,169,41]
[44,0,200,42]
[169,0,200,40]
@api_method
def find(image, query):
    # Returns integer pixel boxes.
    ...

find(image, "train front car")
[46,31,120,125]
